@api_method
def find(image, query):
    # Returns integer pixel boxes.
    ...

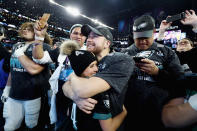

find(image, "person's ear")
[104,40,111,49]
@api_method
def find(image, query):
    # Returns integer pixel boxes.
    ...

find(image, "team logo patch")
[75,51,84,56]
[103,99,110,109]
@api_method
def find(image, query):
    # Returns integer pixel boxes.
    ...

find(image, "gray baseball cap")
[133,15,155,39]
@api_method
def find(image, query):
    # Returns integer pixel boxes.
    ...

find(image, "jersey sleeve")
[92,92,112,120]
[94,54,134,94]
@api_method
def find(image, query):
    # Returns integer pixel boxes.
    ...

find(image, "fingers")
[136,59,158,75]
[81,98,97,110]
[185,10,191,16]
[141,58,153,64]
[81,104,94,111]
[180,19,185,24]
[75,98,97,114]
[87,98,98,104]
[190,10,195,15]
[81,108,92,114]
[34,20,48,31]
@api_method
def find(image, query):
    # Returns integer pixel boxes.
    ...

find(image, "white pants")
[3,97,41,131]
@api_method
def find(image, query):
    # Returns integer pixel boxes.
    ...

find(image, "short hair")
[178,38,194,47]
[18,22,52,45]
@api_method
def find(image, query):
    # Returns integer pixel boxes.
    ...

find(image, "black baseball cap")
[81,24,113,43]
[133,15,155,39]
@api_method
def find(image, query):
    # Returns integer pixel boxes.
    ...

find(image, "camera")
[133,56,145,63]
[166,12,186,23]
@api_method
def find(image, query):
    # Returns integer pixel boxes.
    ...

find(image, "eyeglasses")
[177,41,190,45]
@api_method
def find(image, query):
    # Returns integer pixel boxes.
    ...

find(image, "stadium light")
[65,7,80,17]
[49,0,114,30]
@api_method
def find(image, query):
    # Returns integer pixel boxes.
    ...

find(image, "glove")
[188,94,197,111]
[1,85,11,103]
[13,44,29,57]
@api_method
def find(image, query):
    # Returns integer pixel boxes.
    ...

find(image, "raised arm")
[181,10,197,32]
[32,20,54,64]
[157,20,172,40]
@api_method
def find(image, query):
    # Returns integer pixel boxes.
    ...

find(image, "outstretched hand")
[181,10,197,28]
[157,19,172,40]
[159,19,172,31]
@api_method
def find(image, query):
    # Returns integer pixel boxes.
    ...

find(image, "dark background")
[0,0,197,41]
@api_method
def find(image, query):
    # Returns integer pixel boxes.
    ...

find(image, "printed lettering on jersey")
[10,57,26,72]
[75,51,84,56]
[135,50,165,82]
[98,63,107,71]
[135,50,154,58]
[156,50,164,57]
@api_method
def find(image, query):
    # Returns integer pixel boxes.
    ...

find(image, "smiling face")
[70,27,86,48]
[86,31,109,55]
[81,60,98,77]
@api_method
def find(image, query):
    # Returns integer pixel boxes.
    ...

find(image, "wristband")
[33,43,42,46]
[188,94,197,111]
[35,35,44,41]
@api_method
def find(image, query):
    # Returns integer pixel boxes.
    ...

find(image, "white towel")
[49,54,67,124]
[71,103,77,130]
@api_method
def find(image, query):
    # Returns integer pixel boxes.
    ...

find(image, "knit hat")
[60,40,97,76]
[69,24,83,35]
[68,50,97,76]
[133,15,155,39]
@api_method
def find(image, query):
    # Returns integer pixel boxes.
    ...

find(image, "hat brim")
[81,24,103,37]
[133,30,153,39]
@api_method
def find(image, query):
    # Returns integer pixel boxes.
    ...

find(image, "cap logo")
[106,34,110,39]
[137,22,147,30]
[103,99,110,109]
[75,51,84,56]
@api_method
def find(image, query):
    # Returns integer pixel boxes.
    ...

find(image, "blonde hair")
[18,22,34,37]
[18,22,53,45]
